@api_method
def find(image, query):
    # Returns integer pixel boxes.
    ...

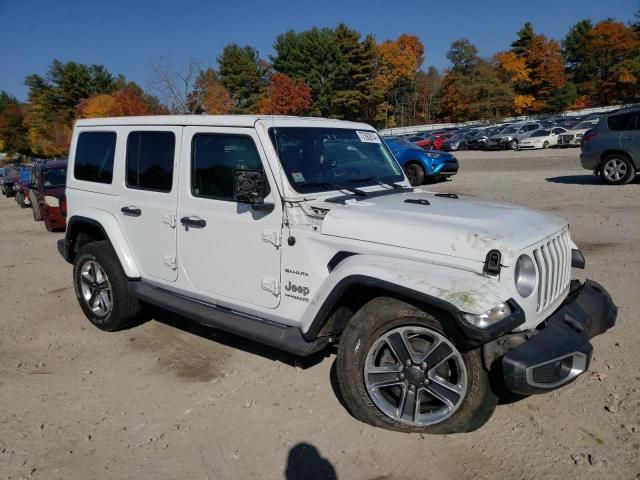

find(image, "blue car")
[384,137,459,186]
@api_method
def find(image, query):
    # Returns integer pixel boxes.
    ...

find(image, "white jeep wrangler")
[59,115,616,433]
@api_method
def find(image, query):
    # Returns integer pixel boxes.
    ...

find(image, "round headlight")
[515,254,537,298]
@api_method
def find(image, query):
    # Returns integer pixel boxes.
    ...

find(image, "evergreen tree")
[217,44,266,113]
[511,22,535,56]
[562,20,593,72]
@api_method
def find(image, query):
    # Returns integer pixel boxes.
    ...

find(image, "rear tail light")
[60,195,67,218]
[583,129,597,142]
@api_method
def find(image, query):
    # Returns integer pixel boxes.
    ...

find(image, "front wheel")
[336,297,497,434]
[508,139,518,150]
[600,154,634,185]
[73,240,144,331]
[542,141,549,149]
[16,192,27,208]
[403,163,425,186]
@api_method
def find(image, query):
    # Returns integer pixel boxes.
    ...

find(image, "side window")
[191,134,265,200]
[126,131,175,192]
[608,113,635,131]
[74,132,116,184]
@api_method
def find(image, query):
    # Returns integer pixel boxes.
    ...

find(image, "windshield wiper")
[347,177,406,191]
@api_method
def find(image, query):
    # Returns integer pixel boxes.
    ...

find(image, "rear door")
[620,113,640,163]
[116,127,182,282]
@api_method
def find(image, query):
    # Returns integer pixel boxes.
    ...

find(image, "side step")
[129,282,328,357]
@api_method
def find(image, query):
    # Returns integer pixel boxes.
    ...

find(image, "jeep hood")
[318,190,567,265]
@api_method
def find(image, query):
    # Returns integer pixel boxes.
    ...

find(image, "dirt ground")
[1,147,639,480]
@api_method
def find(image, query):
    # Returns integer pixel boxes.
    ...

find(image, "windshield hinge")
[261,277,280,296]
[262,230,281,248]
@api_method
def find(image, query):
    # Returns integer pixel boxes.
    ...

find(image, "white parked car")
[518,127,568,149]
[557,119,600,147]
[58,115,616,434]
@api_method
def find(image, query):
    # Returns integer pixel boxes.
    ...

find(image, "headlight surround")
[515,254,537,298]
[425,152,441,158]
[463,302,512,328]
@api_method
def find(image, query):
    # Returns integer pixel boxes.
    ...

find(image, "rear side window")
[126,132,175,192]
[191,134,264,200]
[608,113,637,131]
[74,132,116,183]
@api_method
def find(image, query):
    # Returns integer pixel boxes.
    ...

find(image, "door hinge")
[261,277,280,296]
[163,255,178,270]
[262,230,281,248]
[163,213,177,228]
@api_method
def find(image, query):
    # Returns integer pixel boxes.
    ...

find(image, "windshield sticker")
[291,172,305,183]
[356,131,381,144]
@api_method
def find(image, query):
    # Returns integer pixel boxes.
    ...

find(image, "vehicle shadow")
[148,307,329,369]
[545,175,602,185]
[286,443,338,480]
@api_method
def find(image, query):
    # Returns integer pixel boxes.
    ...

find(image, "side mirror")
[234,170,273,211]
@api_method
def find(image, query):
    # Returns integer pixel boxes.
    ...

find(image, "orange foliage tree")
[258,73,312,115]
[78,85,167,118]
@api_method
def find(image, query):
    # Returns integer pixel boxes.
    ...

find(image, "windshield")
[43,167,67,188]
[529,129,550,137]
[269,127,404,194]
[503,126,519,134]
[575,121,596,129]
[4,167,19,178]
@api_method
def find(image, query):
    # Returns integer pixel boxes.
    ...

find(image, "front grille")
[560,134,574,143]
[532,231,572,312]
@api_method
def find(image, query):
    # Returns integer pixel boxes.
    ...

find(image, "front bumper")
[501,279,616,395]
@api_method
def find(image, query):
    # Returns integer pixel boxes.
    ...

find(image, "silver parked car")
[488,123,540,150]
[580,108,639,185]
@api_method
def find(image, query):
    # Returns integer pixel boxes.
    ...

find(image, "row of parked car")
[392,113,604,152]
[0,159,68,231]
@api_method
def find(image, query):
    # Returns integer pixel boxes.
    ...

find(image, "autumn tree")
[24,60,119,156]
[439,39,514,121]
[78,84,166,118]
[0,102,31,156]
[258,73,312,115]
[375,34,425,127]
[574,20,640,104]
[187,68,233,114]
[218,44,267,113]
[412,67,442,124]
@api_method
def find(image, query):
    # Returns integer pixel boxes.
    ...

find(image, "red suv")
[29,159,67,231]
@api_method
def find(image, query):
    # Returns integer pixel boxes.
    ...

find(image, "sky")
[1,0,637,101]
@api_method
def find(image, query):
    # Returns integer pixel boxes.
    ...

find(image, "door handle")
[180,216,206,228]
[121,206,142,217]
[622,136,634,141]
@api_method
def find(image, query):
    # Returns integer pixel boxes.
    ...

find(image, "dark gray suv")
[580,108,639,185]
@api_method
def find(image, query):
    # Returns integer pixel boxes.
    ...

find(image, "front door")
[117,127,181,282]
[177,127,282,309]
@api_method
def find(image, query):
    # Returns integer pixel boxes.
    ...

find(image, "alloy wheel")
[364,326,467,426]
[79,260,113,316]
[603,158,628,182]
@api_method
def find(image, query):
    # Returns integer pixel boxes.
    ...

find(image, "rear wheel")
[403,163,425,187]
[508,139,518,150]
[73,240,144,331]
[32,202,43,221]
[336,297,497,434]
[542,141,550,149]
[600,154,634,185]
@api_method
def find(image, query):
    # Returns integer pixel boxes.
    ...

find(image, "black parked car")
[1,166,20,197]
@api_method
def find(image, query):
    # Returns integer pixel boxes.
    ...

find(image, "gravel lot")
[1,147,639,480]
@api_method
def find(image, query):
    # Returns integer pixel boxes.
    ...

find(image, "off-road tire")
[73,240,143,331]
[403,163,425,186]
[600,154,635,185]
[336,297,497,434]
[16,192,27,208]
